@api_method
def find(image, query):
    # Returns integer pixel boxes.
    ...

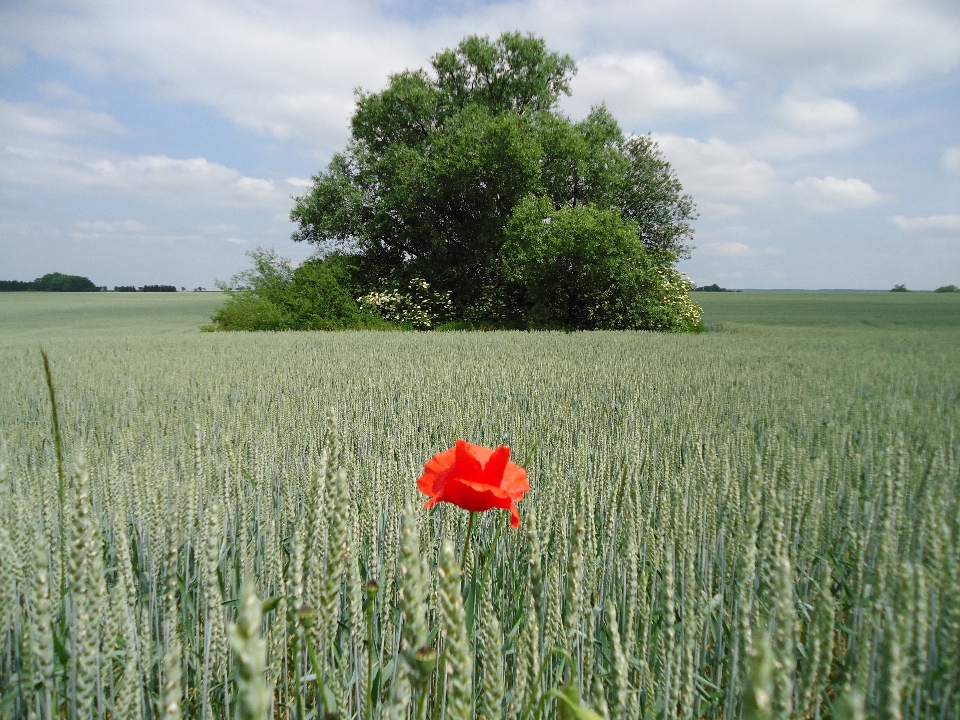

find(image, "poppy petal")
[508,502,520,528]
[482,445,511,487]
[444,477,512,513]
[500,464,530,496]
[454,439,484,483]
[419,445,457,495]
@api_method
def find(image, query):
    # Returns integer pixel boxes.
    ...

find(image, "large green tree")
[291,32,698,328]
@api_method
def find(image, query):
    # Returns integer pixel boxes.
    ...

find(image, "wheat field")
[1,293,959,719]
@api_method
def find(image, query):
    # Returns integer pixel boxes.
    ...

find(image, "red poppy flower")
[417,440,529,527]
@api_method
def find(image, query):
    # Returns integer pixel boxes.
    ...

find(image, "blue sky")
[1,0,959,289]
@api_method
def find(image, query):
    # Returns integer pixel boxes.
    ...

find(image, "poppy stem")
[460,511,477,574]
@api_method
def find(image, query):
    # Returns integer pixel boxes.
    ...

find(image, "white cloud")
[285,177,313,188]
[750,94,868,159]
[774,95,863,133]
[699,241,753,256]
[698,241,785,257]
[891,214,960,232]
[792,176,884,211]
[1,0,432,150]
[4,0,956,156]
[497,0,960,86]
[0,92,287,210]
[37,81,94,107]
[653,134,778,209]
[943,146,960,174]
[76,220,146,233]
[0,98,124,139]
[0,144,290,209]
[565,51,733,123]
[225,237,247,245]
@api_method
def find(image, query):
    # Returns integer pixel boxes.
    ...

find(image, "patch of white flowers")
[657,268,703,331]
[359,278,453,330]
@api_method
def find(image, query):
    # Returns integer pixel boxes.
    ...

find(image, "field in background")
[0,292,225,340]
[695,291,960,331]
[1,292,959,719]
[4,290,960,340]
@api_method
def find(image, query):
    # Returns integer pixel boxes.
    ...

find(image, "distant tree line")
[0,273,101,292]
[0,275,185,292]
[892,284,959,292]
[115,285,181,292]
[694,283,740,293]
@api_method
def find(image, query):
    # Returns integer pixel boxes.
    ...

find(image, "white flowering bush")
[641,267,704,332]
[359,278,453,330]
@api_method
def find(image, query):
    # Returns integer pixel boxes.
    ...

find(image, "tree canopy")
[0,273,99,292]
[288,32,700,331]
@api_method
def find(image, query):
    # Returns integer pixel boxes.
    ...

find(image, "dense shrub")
[500,198,703,331]
[934,284,958,293]
[113,286,137,292]
[141,285,177,292]
[209,249,390,331]
[0,280,33,291]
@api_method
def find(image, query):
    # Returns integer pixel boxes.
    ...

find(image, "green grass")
[0,291,958,720]
[0,291,226,342]
[694,291,960,330]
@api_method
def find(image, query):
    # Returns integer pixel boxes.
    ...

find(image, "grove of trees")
[216,33,703,331]
[0,273,99,292]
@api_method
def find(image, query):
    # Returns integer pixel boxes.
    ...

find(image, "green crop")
[0,292,959,719]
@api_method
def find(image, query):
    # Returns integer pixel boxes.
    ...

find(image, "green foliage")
[1,273,99,292]
[141,285,177,292]
[32,272,99,292]
[290,33,698,330]
[209,249,390,331]
[432,33,576,116]
[696,283,737,292]
[934,284,959,293]
[891,283,909,292]
[501,197,702,330]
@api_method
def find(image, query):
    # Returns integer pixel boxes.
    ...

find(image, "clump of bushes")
[208,249,395,331]
[209,243,703,333]
[499,198,702,331]
[934,284,959,293]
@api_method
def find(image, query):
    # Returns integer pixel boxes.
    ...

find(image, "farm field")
[0,291,226,340]
[1,292,959,719]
